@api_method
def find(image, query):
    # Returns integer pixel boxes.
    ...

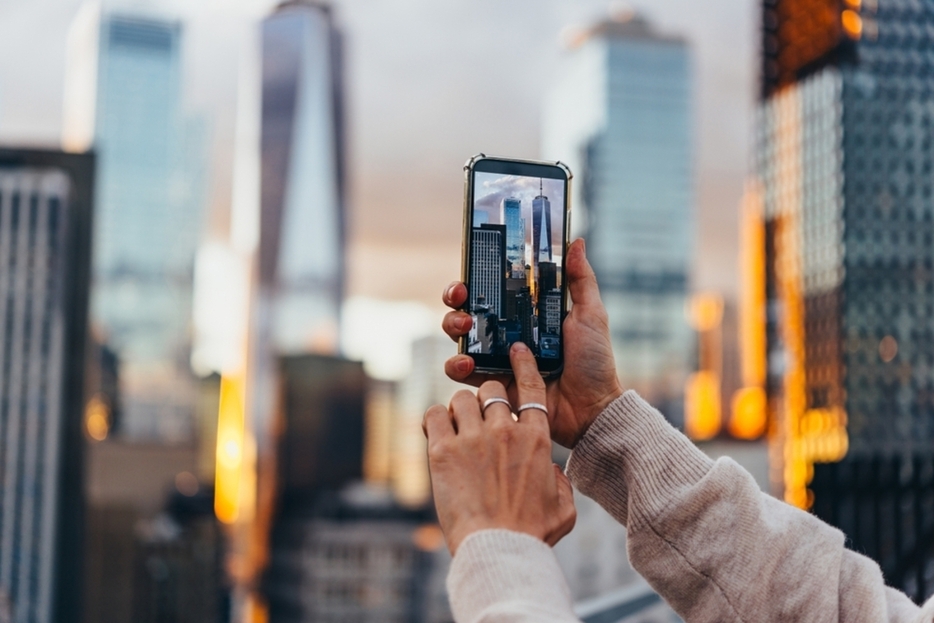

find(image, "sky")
[0,0,757,378]
[473,172,566,261]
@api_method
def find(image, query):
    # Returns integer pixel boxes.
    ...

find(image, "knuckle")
[518,374,545,391]
[479,380,506,397]
[490,420,516,442]
[451,389,475,405]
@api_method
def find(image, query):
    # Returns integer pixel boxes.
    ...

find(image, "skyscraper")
[531,186,552,276]
[0,147,94,623]
[260,0,346,354]
[543,13,693,419]
[469,224,507,319]
[754,0,934,601]
[500,197,525,277]
[63,5,204,441]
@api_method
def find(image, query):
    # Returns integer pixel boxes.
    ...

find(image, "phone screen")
[463,157,569,376]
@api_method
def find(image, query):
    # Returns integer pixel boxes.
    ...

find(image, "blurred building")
[260,0,347,354]
[82,439,201,623]
[63,4,207,441]
[133,490,226,623]
[264,486,451,623]
[262,355,451,621]
[543,12,693,425]
[393,336,461,507]
[0,148,94,623]
[754,0,934,601]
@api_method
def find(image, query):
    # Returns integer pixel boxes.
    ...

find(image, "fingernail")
[455,316,470,331]
[456,358,471,373]
[444,282,457,301]
[512,342,529,353]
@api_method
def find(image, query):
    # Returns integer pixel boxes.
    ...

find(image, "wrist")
[448,520,545,555]
[573,384,624,447]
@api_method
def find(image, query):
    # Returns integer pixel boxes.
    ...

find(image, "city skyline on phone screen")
[468,171,566,359]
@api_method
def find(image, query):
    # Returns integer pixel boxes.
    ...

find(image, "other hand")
[423,343,576,554]
[441,238,621,447]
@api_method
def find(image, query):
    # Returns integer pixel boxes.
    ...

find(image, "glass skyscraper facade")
[63,6,204,441]
[543,14,693,419]
[500,197,525,278]
[260,0,346,355]
[756,0,934,601]
[0,148,93,623]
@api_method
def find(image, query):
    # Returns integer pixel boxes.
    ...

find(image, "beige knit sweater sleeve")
[446,391,934,623]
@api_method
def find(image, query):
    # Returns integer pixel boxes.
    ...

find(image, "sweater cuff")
[446,529,574,621]
[566,390,714,530]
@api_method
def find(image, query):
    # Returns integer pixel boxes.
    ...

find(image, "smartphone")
[460,154,572,377]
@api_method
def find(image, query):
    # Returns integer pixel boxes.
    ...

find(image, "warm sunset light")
[215,374,246,525]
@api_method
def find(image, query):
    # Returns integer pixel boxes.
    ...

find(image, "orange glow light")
[685,371,722,441]
[729,387,767,440]
[215,374,246,524]
[842,10,863,38]
[85,394,110,442]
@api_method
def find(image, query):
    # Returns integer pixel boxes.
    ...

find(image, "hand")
[423,344,577,555]
[441,238,622,447]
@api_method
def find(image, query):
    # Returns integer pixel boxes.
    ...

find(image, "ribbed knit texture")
[446,391,933,622]
[447,530,578,622]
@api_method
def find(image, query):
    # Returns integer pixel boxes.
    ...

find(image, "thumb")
[545,465,577,546]
[565,238,602,308]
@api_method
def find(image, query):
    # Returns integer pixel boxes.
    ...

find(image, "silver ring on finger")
[516,402,548,417]
[482,397,512,414]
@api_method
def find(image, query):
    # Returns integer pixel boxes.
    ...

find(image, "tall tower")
[260,0,346,354]
[0,148,94,623]
[754,0,934,602]
[63,4,203,441]
[531,180,552,277]
[543,13,693,421]
[500,197,525,278]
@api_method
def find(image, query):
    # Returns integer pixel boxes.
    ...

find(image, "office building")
[469,224,506,319]
[500,197,526,277]
[543,13,693,421]
[277,355,366,506]
[260,0,347,354]
[531,188,552,277]
[0,148,94,623]
[543,289,562,336]
[263,486,452,623]
[63,5,205,441]
[754,0,934,601]
[539,261,558,295]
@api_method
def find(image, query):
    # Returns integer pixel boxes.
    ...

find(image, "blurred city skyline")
[0,0,755,353]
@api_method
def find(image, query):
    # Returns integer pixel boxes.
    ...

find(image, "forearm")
[446,530,581,623]
[566,391,927,623]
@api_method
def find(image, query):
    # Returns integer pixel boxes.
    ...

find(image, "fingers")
[445,355,479,384]
[477,381,514,426]
[423,404,454,443]
[565,238,603,309]
[545,465,577,546]
[449,389,482,435]
[508,342,548,430]
[442,310,473,342]
[443,282,468,309]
